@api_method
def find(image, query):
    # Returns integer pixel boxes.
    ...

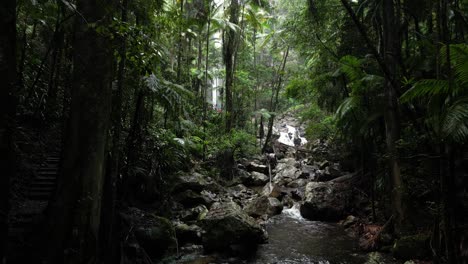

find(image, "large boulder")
[243,196,283,218]
[299,181,351,221]
[240,171,269,186]
[287,178,308,188]
[179,204,209,222]
[228,184,256,206]
[273,158,301,185]
[246,162,269,175]
[132,215,177,259]
[173,221,204,245]
[201,201,268,252]
[261,183,283,199]
[174,189,216,208]
[173,172,222,193]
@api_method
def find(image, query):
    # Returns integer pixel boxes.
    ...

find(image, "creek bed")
[250,205,367,264]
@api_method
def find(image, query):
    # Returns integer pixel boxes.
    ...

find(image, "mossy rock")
[392,233,430,260]
[135,216,177,259]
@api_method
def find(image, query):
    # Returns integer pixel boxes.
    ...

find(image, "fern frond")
[442,97,468,142]
[400,79,450,102]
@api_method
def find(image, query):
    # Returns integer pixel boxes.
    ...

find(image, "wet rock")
[173,221,204,245]
[173,172,222,193]
[243,171,269,186]
[301,164,318,178]
[243,196,283,218]
[342,215,358,228]
[318,160,330,170]
[133,216,177,258]
[300,181,351,221]
[175,189,215,208]
[287,178,308,188]
[261,183,283,198]
[273,159,301,184]
[228,184,256,205]
[247,162,269,175]
[364,252,385,264]
[290,188,305,200]
[201,201,268,252]
[179,205,209,222]
[392,234,430,260]
[281,195,295,207]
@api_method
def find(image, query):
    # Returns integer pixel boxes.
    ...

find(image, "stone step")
[8,227,27,237]
[28,191,53,200]
[29,186,55,193]
[37,166,58,171]
[35,175,57,182]
[30,181,55,187]
[10,218,34,229]
[37,170,58,176]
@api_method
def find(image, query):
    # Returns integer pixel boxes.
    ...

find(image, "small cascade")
[275,125,308,147]
[281,203,304,221]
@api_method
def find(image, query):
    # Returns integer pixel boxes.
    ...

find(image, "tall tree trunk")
[382,0,404,235]
[262,46,289,153]
[223,0,240,133]
[440,0,457,261]
[100,0,128,262]
[46,0,114,261]
[203,6,211,160]
[177,0,184,82]
[0,0,17,261]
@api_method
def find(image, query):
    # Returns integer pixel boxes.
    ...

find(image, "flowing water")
[249,204,370,264]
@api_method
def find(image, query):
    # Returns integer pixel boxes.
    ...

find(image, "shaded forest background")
[1,0,468,263]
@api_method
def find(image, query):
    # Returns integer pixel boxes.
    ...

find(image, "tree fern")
[442,97,468,142]
[400,79,451,102]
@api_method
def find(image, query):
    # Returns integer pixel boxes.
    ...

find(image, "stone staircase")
[7,155,59,263]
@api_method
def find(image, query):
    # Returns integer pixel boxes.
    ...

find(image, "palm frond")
[400,79,450,102]
[442,97,468,142]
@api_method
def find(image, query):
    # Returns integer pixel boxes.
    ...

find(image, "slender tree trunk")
[45,9,65,119]
[203,7,211,160]
[224,0,240,133]
[440,0,457,261]
[46,0,114,261]
[177,0,184,82]
[253,27,258,138]
[262,46,289,153]
[382,0,404,235]
[196,34,203,97]
[0,0,17,261]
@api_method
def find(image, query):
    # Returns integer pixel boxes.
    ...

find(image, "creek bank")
[120,112,430,263]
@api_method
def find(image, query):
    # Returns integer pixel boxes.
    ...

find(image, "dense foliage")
[0,0,467,263]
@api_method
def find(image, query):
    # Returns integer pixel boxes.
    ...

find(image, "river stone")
[179,205,209,222]
[243,171,269,186]
[287,178,308,188]
[246,162,269,175]
[274,160,301,183]
[300,181,351,221]
[173,221,204,245]
[243,196,283,218]
[364,252,385,264]
[262,183,282,198]
[175,189,215,208]
[342,215,358,228]
[133,216,177,258]
[201,201,268,252]
[173,172,221,193]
